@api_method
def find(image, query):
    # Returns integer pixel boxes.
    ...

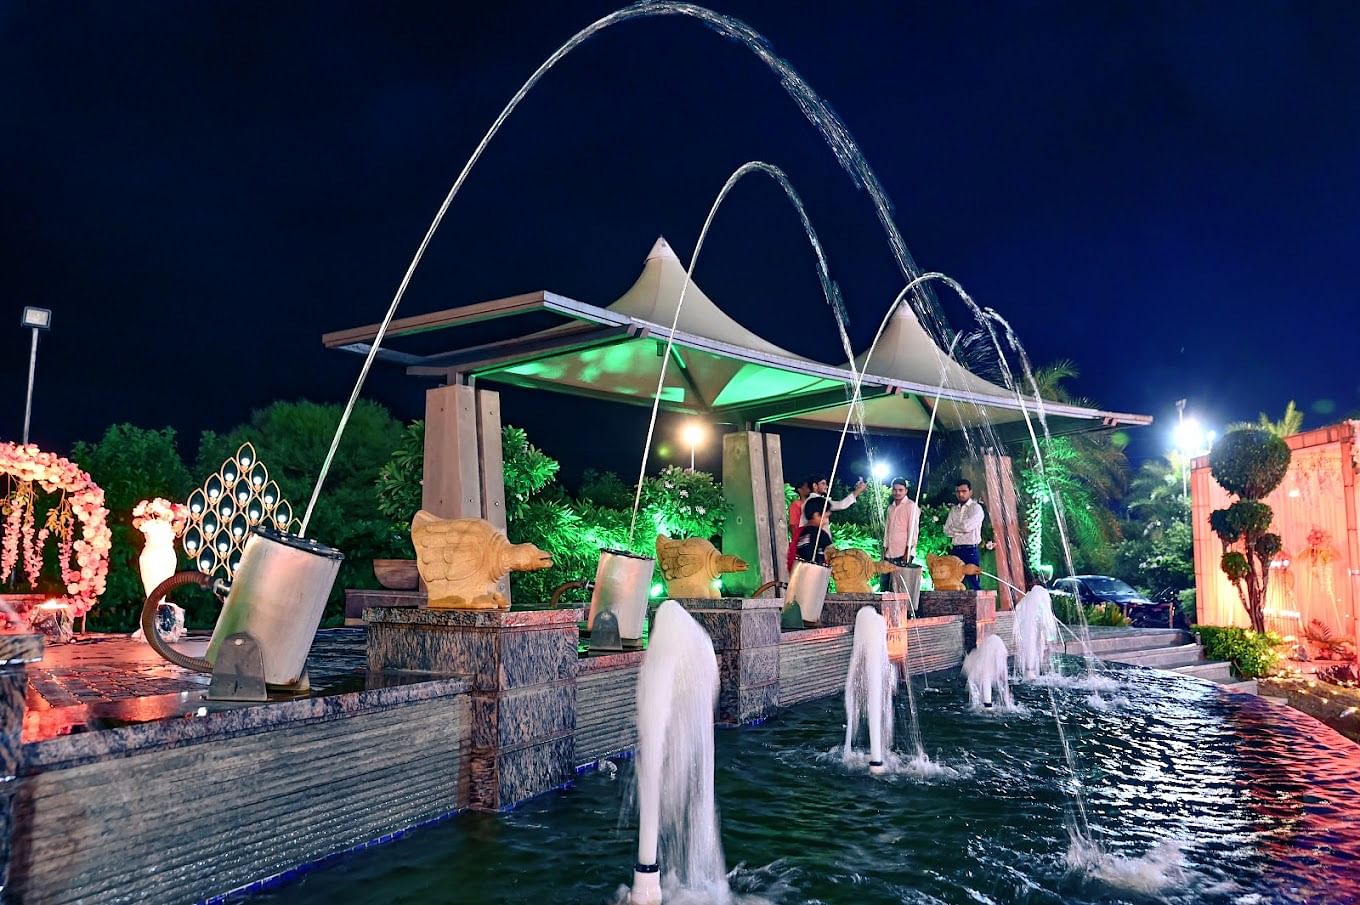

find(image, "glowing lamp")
[871,462,891,482]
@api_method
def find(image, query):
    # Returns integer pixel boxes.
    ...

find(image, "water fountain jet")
[631,600,724,904]
[962,633,1012,709]
[844,606,895,774]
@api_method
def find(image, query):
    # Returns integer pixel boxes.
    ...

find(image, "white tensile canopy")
[323,236,1150,441]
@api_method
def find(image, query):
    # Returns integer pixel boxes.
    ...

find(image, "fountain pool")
[261,664,1360,905]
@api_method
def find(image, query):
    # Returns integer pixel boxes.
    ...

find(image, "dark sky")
[4,1,1359,486]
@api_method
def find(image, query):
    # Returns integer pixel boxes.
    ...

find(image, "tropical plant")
[1207,427,1290,632]
[375,420,424,534]
[1229,400,1304,438]
[1084,602,1132,627]
[1115,457,1194,596]
[1194,625,1284,678]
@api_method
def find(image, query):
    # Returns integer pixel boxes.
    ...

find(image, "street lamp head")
[870,462,891,482]
[21,307,52,331]
[1172,417,1212,456]
[681,422,706,448]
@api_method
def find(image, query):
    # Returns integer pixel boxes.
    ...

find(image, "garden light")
[870,461,891,482]
[681,421,707,471]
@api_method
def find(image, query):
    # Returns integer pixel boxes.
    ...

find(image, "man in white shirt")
[798,474,867,536]
[881,477,920,591]
[943,478,985,591]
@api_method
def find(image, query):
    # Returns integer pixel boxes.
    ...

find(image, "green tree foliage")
[1207,427,1290,632]
[1229,400,1304,438]
[70,425,194,631]
[1114,457,1194,596]
[196,400,408,625]
[372,424,731,605]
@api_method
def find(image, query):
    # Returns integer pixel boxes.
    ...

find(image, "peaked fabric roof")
[322,236,1151,439]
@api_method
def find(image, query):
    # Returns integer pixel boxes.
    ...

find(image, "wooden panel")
[422,384,482,520]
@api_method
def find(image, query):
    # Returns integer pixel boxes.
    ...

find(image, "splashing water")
[631,600,725,905]
[1014,586,1059,682]
[303,0,955,536]
[843,607,895,773]
[962,633,1013,710]
[1066,834,1189,897]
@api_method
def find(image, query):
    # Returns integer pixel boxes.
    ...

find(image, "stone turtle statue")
[655,536,747,599]
[926,553,981,592]
[825,546,895,594]
[411,511,552,609]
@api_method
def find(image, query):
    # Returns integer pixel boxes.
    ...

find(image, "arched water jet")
[627,160,860,541]
[301,1,952,535]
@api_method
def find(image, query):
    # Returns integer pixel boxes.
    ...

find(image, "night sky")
[5,2,1359,487]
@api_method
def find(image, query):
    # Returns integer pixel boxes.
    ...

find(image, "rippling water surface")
[267,667,1360,904]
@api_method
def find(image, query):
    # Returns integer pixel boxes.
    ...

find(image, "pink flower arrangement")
[0,442,111,618]
[132,498,189,535]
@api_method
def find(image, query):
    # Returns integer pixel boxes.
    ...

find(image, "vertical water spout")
[631,600,724,905]
[844,606,894,775]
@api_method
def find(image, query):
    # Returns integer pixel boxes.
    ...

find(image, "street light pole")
[22,328,39,444]
[19,307,53,445]
[1176,399,1188,499]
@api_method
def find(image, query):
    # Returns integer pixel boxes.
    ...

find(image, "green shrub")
[1085,602,1132,627]
[1194,625,1283,678]
[1178,588,1197,625]
[1208,428,1289,499]
[1208,427,1291,632]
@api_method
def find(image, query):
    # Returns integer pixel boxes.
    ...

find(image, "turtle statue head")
[655,535,747,599]
[825,546,895,594]
[412,511,552,609]
[926,553,981,592]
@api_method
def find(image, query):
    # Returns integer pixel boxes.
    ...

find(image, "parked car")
[1050,575,1181,628]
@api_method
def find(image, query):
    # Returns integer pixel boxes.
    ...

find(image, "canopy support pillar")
[721,431,788,595]
[422,383,510,602]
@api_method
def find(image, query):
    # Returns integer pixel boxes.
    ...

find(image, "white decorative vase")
[133,520,186,642]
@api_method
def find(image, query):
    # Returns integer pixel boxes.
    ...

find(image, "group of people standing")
[786,473,987,592]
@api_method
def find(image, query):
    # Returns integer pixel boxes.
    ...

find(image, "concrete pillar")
[366,608,577,811]
[983,452,1026,609]
[918,590,997,652]
[422,383,509,600]
[677,598,781,726]
[721,432,788,596]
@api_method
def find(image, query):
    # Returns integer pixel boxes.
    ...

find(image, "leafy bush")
[1208,428,1289,499]
[1194,625,1284,678]
[579,469,634,509]
[70,425,195,632]
[1208,427,1290,633]
[1084,603,1131,627]
[375,420,424,532]
[1178,588,1197,625]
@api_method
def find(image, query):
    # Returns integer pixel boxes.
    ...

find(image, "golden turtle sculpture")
[412,511,552,609]
[926,553,981,592]
[825,546,895,594]
[655,536,747,599]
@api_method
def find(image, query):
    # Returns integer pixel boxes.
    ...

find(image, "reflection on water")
[266,668,1360,905]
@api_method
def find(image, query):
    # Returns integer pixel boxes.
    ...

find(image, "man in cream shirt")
[881,477,920,591]
[943,478,985,590]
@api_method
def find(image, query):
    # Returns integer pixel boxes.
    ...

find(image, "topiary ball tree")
[1208,427,1289,632]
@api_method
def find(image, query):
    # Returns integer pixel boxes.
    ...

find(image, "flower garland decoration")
[132,498,190,536]
[0,442,111,616]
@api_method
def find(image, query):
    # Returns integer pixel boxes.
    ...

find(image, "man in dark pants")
[943,478,985,591]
